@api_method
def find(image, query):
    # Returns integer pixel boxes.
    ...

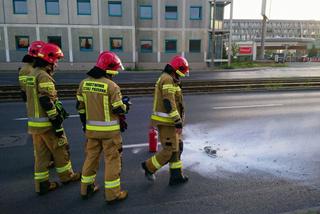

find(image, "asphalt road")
[1,91,320,213]
[2,63,320,86]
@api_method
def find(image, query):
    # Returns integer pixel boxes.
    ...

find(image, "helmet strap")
[175,70,185,77]
[106,70,119,76]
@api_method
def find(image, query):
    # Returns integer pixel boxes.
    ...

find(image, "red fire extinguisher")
[148,127,158,153]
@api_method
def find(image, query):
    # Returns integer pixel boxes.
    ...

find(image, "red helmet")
[28,41,46,57]
[37,43,64,65]
[169,56,190,77]
[96,51,124,75]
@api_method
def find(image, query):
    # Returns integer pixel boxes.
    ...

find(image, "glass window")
[110,38,123,52]
[140,40,152,53]
[108,1,122,17]
[77,0,91,15]
[139,5,152,19]
[16,36,29,50]
[79,37,93,51]
[45,0,59,15]
[189,40,201,53]
[190,6,201,20]
[13,0,28,14]
[165,40,177,53]
[165,6,177,20]
[48,36,62,48]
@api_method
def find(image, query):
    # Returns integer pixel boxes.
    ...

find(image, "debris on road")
[204,146,217,158]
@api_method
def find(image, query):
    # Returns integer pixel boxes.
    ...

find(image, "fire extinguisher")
[148,127,158,153]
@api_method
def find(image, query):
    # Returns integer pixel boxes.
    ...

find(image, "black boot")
[38,181,59,195]
[81,183,99,200]
[169,168,188,186]
[141,162,156,181]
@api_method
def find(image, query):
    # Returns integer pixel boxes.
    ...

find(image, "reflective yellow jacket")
[25,67,58,134]
[76,76,126,139]
[18,63,34,92]
[151,72,185,127]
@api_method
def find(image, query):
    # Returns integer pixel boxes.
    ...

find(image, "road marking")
[212,103,283,110]
[13,114,79,121]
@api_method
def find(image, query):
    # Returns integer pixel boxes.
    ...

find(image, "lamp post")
[227,0,233,67]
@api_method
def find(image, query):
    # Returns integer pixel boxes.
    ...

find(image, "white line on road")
[13,114,79,120]
[212,103,284,110]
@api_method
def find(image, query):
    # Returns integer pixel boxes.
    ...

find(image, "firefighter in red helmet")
[77,51,130,204]
[142,56,189,185]
[25,43,81,195]
[18,40,46,102]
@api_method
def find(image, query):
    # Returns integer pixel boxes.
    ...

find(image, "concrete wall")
[101,0,134,26]
[161,0,182,28]
[39,27,69,62]
[4,0,37,24]
[68,0,98,25]
[36,0,69,24]
[8,27,36,62]
[72,28,99,62]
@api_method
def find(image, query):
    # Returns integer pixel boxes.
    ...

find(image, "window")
[165,40,177,53]
[108,1,122,17]
[110,37,123,52]
[79,37,93,51]
[48,36,61,48]
[13,0,28,14]
[45,0,59,15]
[189,40,201,53]
[16,36,29,50]
[139,5,152,19]
[77,0,91,15]
[190,6,201,20]
[165,6,177,20]
[140,40,152,53]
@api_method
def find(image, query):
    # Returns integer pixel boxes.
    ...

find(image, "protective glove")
[50,116,64,137]
[122,96,132,113]
[119,115,128,132]
[55,100,69,120]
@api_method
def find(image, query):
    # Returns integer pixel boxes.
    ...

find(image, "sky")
[224,0,320,20]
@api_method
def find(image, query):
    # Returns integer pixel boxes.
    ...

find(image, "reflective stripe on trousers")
[81,174,96,184]
[105,178,120,189]
[34,171,49,180]
[56,161,72,173]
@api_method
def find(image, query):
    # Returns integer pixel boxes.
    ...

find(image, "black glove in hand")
[55,100,69,120]
[119,115,128,132]
[79,113,86,132]
[50,116,64,137]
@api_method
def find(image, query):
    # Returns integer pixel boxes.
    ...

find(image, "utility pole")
[260,0,268,60]
[227,0,233,67]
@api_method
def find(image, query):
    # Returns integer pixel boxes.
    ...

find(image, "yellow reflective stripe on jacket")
[25,76,36,87]
[103,95,110,122]
[151,156,162,169]
[82,93,88,120]
[151,114,174,124]
[162,84,174,90]
[81,174,96,184]
[28,121,52,127]
[169,161,183,169]
[39,82,55,88]
[169,110,180,118]
[34,171,49,180]
[76,95,84,102]
[46,108,57,117]
[86,124,120,132]
[78,109,85,114]
[56,161,72,173]
[19,75,28,83]
[33,88,40,118]
[104,178,120,189]
[83,81,108,94]
[112,100,124,108]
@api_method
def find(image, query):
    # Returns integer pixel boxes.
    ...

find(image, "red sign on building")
[239,47,252,55]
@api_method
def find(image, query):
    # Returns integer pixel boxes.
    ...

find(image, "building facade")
[0,0,213,67]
